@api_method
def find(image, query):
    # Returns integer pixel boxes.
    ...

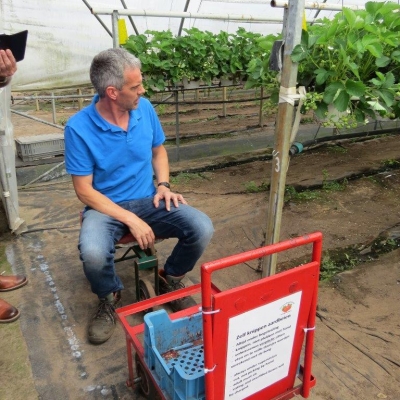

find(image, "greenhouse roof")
[1,0,396,90]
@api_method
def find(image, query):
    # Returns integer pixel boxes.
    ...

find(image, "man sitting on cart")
[64,48,214,345]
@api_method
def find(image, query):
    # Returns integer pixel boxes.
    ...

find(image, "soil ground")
[1,92,399,400]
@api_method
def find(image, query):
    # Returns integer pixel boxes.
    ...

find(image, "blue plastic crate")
[144,309,205,400]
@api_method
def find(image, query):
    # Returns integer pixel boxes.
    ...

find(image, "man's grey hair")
[90,48,142,97]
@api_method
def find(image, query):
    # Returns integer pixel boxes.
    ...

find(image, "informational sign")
[224,291,302,400]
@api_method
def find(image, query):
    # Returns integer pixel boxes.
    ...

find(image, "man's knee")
[79,242,114,270]
[193,212,214,245]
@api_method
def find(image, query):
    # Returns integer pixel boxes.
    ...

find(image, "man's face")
[115,67,146,111]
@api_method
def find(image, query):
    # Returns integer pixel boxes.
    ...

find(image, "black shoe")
[158,270,196,312]
[88,292,121,345]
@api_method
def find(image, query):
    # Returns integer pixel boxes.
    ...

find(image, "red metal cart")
[116,231,322,400]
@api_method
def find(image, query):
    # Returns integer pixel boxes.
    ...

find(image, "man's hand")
[126,217,155,250]
[0,49,17,79]
[153,186,188,211]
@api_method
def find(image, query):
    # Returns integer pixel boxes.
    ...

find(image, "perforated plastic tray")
[144,309,205,400]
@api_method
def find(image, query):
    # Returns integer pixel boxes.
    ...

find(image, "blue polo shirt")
[64,95,165,203]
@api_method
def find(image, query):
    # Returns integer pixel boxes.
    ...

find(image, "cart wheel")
[135,353,160,399]
[138,278,156,314]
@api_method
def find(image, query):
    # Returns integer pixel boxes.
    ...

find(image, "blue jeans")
[79,198,214,299]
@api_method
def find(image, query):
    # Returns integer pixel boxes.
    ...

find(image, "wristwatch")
[157,182,171,189]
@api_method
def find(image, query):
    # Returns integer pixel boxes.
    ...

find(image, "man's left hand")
[153,186,188,211]
[0,49,17,78]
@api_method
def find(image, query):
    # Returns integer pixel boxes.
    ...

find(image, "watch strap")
[157,182,171,189]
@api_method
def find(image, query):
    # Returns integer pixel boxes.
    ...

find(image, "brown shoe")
[0,298,20,323]
[0,274,28,292]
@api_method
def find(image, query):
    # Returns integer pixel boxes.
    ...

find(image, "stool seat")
[117,232,138,246]
[117,233,165,247]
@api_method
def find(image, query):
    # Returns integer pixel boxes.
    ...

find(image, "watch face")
[159,182,170,189]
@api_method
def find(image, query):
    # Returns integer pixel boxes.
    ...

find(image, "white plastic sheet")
[1,0,380,91]
[1,0,285,91]
[0,84,25,233]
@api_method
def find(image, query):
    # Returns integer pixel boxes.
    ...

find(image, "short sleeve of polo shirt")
[64,96,165,177]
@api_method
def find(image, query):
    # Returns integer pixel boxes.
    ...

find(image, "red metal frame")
[117,231,322,400]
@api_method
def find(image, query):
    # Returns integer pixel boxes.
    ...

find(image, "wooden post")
[77,88,83,110]
[194,88,199,113]
[259,87,264,127]
[222,87,227,117]
[262,0,305,278]
[174,90,180,162]
[35,93,40,111]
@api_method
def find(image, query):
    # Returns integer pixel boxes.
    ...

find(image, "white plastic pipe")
[91,8,285,23]
[271,1,365,11]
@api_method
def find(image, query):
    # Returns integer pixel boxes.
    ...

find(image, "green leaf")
[348,62,360,80]
[354,108,365,123]
[364,23,378,35]
[323,82,345,104]
[354,15,365,30]
[391,50,400,62]
[367,100,386,111]
[366,43,383,58]
[315,102,328,120]
[375,56,391,68]
[333,90,350,112]
[376,89,395,107]
[382,72,395,89]
[345,80,366,97]
[343,8,357,27]
[365,1,383,15]
[291,44,308,62]
[315,69,331,85]
[361,34,380,47]
[308,34,319,48]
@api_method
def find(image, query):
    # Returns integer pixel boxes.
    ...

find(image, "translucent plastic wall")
[0,84,24,232]
[1,0,398,91]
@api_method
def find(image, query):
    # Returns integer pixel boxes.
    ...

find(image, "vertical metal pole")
[178,0,192,36]
[120,0,140,35]
[174,90,180,161]
[51,92,57,124]
[112,10,120,48]
[262,0,305,278]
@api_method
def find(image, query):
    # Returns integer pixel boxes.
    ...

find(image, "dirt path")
[2,100,400,399]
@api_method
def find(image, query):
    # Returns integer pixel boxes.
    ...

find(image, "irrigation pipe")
[23,161,66,187]
[290,127,400,155]
[11,110,64,130]
[152,94,271,106]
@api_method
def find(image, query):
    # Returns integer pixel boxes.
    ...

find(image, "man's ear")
[106,86,118,100]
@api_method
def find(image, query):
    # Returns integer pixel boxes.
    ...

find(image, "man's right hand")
[126,218,156,250]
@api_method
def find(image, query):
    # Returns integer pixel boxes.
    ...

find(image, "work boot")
[88,291,121,345]
[158,270,196,312]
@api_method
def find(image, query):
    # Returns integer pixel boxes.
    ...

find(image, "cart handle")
[201,231,322,308]
[200,231,323,400]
